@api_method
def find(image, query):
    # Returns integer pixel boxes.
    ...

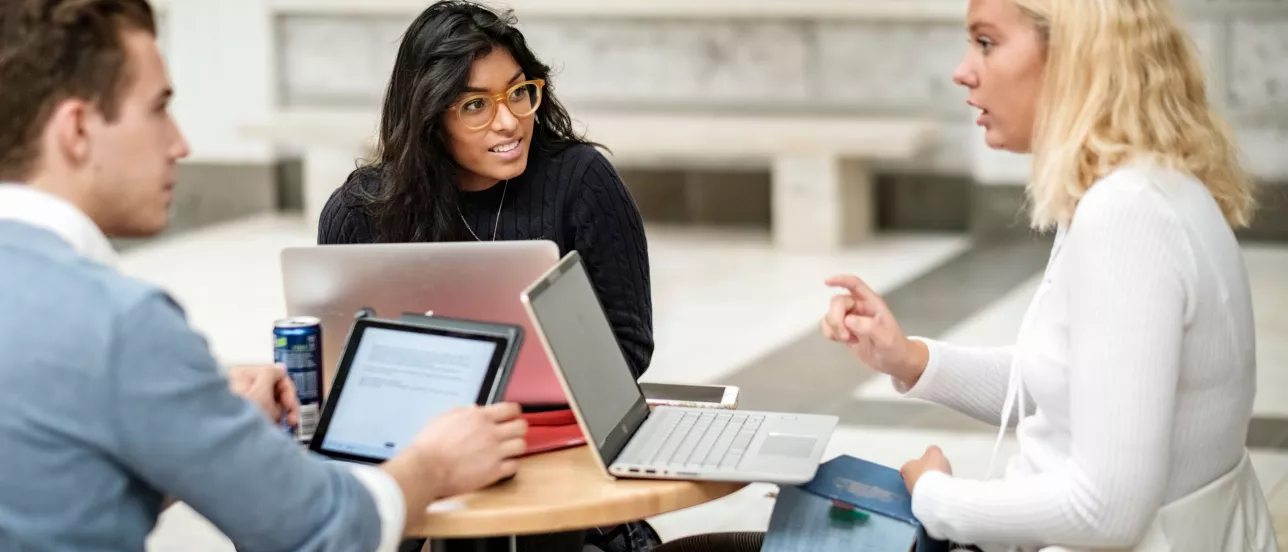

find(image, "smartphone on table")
[639,382,739,410]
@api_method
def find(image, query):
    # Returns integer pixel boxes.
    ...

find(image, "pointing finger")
[825,274,857,291]
[825,274,883,306]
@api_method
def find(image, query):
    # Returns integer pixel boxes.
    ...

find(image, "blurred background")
[131,0,1287,548]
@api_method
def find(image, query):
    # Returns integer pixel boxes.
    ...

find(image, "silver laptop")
[280,241,568,407]
[520,251,838,484]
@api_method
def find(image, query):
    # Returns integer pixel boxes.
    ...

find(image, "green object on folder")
[828,504,869,524]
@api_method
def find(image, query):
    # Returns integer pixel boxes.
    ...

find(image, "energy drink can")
[274,316,323,444]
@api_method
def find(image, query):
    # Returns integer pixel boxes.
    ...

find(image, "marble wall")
[275,0,1288,181]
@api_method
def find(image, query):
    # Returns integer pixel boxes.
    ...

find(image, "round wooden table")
[411,445,745,547]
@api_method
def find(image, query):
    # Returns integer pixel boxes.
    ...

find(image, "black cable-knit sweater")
[317,143,654,378]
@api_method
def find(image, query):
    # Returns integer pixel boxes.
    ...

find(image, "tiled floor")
[128,215,1288,550]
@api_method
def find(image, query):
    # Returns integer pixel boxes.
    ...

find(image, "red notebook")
[520,409,585,456]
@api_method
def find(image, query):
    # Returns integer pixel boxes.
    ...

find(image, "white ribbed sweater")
[903,162,1257,551]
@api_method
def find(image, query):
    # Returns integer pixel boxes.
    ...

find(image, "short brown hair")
[0,0,156,181]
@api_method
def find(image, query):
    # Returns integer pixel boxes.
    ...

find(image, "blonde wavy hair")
[1015,0,1255,231]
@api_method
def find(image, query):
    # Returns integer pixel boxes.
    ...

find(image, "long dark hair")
[353,0,591,243]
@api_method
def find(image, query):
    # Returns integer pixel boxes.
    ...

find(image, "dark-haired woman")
[319,1,652,380]
[319,2,656,551]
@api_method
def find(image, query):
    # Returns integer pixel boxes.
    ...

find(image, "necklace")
[459,179,508,241]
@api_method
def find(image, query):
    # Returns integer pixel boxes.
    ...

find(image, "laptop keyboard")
[640,411,765,470]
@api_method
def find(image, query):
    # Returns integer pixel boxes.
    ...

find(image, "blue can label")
[274,320,322,443]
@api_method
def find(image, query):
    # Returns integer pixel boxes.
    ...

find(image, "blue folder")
[763,455,941,552]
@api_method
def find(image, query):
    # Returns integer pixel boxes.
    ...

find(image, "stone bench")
[241,109,937,251]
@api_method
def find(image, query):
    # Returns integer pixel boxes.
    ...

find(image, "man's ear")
[46,98,95,169]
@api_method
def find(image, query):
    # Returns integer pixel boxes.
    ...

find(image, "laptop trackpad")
[758,434,817,459]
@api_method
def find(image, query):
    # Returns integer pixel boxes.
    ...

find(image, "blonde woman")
[820,0,1279,551]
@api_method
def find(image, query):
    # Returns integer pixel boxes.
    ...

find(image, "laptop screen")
[315,324,501,462]
[525,253,650,464]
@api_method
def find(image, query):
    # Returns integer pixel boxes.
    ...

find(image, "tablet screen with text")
[315,324,503,462]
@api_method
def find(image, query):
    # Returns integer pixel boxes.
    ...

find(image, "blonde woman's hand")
[900,445,953,494]
[820,274,928,388]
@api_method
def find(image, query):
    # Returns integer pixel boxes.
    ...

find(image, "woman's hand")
[900,445,953,494]
[820,274,928,387]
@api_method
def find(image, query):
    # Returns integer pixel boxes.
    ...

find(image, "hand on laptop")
[380,402,527,531]
[227,363,301,426]
[822,274,929,389]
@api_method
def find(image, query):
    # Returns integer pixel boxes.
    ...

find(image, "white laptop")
[520,251,838,484]
[280,241,566,407]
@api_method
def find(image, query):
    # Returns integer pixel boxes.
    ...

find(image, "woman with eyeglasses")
[319,4,655,549]
[315,3,654,545]
[318,1,653,380]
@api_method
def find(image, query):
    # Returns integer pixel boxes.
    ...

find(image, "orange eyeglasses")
[453,79,545,130]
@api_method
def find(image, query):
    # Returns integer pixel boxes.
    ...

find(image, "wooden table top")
[411,445,746,538]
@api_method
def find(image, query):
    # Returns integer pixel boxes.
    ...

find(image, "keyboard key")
[720,452,743,469]
[703,419,744,467]
[687,420,727,468]
[729,429,756,454]
[636,414,680,465]
[672,416,715,466]
[674,411,716,465]
[651,418,695,465]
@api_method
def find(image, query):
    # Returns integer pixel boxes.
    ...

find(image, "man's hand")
[381,403,528,532]
[900,445,953,494]
[227,364,300,426]
[413,403,528,498]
